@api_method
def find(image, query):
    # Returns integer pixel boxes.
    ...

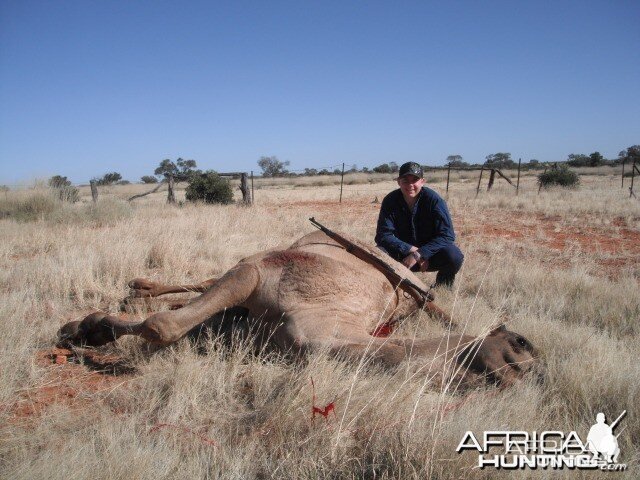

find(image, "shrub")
[48,175,79,202]
[55,185,80,203]
[141,176,158,184]
[538,165,580,188]
[185,171,234,204]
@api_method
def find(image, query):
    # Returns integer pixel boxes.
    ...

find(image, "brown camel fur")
[58,230,538,387]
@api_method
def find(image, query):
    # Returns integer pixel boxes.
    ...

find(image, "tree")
[566,154,590,167]
[485,153,515,169]
[303,168,318,176]
[588,151,605,167]
[154,159,178,178]
[154,158,200,181]
[618,145,640,165]
[94,172,122,185]
[372,163,392,174]
[257,156,290,177]
[446,155,468,168]
[48,175,71,188]
[388,162,399,173]
[141,175,158,184]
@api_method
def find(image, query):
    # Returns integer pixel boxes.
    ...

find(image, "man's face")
[397,174,425,198]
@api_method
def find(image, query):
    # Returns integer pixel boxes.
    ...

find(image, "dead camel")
[59,230,538,386]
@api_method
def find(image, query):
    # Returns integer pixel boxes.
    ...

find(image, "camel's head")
[457,324,540,387]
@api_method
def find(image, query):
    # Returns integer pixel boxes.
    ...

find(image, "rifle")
[309,217,434,305]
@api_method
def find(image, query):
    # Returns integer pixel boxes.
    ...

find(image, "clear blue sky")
[1,0,638,184]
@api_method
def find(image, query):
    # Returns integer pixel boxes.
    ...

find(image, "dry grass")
[0,173,638,479]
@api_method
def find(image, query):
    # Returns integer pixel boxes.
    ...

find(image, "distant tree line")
[254,145,638,177]
[46,144,640,190]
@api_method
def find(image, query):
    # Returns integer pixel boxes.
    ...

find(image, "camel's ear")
[489,323,507,336]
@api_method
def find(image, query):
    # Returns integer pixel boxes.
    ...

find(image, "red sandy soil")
[459,211,640,277]
[4,347,133,423]
[7,201,638,422]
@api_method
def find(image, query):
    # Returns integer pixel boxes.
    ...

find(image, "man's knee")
[439,244,464,272]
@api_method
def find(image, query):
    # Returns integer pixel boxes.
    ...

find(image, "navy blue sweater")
[375,187,456,260]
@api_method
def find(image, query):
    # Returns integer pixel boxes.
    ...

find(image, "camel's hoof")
[56,312,119,348]
[57,321,82,348]
[129,289,154,298]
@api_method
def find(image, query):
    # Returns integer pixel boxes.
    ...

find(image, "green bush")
[538,165,580,188]
[185,171,234,204]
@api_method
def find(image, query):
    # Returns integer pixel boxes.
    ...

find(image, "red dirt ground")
[7,202,638,422]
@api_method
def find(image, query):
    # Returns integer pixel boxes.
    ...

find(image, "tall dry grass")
[0,174,638,478]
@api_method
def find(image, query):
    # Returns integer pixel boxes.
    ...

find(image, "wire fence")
[1,160,638,201]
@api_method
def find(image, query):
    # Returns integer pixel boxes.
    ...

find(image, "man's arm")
[417,198,456,260]
[375,200,414,258]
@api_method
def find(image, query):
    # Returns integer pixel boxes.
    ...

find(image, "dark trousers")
[378,243,464,287]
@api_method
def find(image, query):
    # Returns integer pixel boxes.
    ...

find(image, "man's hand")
[402,249,421,269]
[418,257,429,272]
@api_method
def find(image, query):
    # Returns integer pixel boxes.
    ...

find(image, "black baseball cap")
[398,162,423,179]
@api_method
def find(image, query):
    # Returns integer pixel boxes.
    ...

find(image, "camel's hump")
[289,230,430,293]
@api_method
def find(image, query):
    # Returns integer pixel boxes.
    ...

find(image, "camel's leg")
[127,277,219,298]
[60,264,260,347]
[120,296,192,312]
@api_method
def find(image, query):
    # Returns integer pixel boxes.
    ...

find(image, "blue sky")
[1,0,638,184]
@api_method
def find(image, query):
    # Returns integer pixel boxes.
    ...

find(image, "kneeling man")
[375,162,464,287]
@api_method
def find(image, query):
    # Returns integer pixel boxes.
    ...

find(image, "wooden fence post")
[516,158,521,195]
[167,175,176,204]
[240,172,252,204]
[90,180,98,203]
[538,166,547,195]
[339,163,345,203]
[476,166,484,197]
[446,163,451,194]
[630,159,637,198]
[251,171,254,205]
[487,169,496,191]
[621,159,626,189]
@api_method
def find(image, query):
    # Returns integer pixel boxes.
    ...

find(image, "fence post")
[251,170,254,205]
[487,169,496,191]
[621,159,626,189]
[446,163,451,194]
[167,175,176,204]
[516,158,521,195]
[90,180,98,203]
[538,166,547,195]
[240,172,252,205]
[630,159,637,198]
[339,162,345,203]
[476,166,484,197]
